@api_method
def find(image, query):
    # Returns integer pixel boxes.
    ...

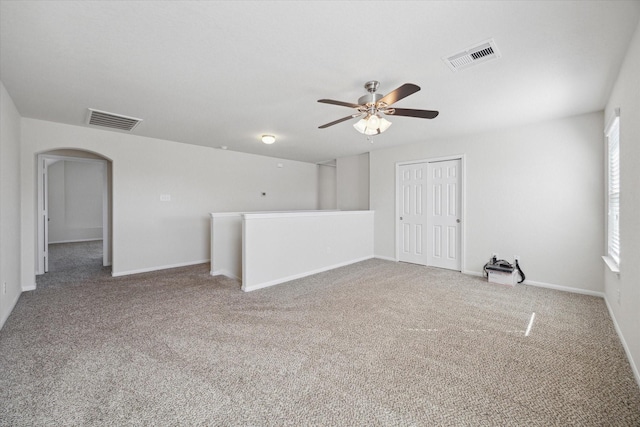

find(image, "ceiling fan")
[317,81,439,135]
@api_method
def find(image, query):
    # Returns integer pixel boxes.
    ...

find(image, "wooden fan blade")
[387,108,439,119]
[378,83,420,106]
[318,115,358,129]
[318,99,362,109]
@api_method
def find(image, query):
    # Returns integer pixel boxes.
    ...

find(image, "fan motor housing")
[358,92,383,106]
[358,80,383,106]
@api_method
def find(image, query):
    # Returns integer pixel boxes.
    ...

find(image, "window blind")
[607,115,620,264]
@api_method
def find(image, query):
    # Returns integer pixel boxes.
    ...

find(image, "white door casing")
[36,153,112,275]
[398,163,427,265]
[427,159,462,270]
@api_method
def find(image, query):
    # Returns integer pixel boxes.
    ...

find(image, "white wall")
[318,164,337,210]
[370,112,604,294]
[0,81,22,330]
[20,118,319,284]
[48,160,104,243]
[210,213,243,280]
[603,19,640,385]
[337,152,369,210]
[242,211,374,291]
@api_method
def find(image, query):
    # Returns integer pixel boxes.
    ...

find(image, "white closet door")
[427,159,461,270]
[398,163,427,265]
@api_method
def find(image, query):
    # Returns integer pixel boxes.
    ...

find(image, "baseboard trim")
[49,238,103,244]
[604,296,640,388]
[112,259,210,277]
[463,270,605,298]
[463,270,483,277]
[374,255,397,262]
[210,269,241,281]
[22,284,36,292]
[524,279,604,298]
[0,290,21,331]
[242,255,375,292]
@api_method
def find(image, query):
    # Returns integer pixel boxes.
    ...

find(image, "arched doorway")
[36,149,112,277]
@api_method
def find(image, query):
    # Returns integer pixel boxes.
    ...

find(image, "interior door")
[427,159,461,270]
[44,160,49,273]
[37,155,50,274]
[398,163,427,265]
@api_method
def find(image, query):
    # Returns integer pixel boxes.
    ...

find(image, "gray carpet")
[1,242,639,426]
[38,240,111,286]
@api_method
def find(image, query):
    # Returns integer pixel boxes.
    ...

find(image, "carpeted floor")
[37,240,111,286]
[1,242,639,426]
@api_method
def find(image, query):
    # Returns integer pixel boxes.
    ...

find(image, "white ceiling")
[1,1,639,164]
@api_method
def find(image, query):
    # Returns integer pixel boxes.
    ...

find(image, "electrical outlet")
[2,282,6,295]
[514,255,520,262]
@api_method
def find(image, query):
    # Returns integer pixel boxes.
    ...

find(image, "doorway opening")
[396,155,465,271]
[36,150,112,282]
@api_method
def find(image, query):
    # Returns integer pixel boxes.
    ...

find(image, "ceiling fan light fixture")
[354,114,391,135]
[366,114,380,130]
[354,118,378,135]
[353,117,368,134]
[261,134,276,144]
[378,117,392,132]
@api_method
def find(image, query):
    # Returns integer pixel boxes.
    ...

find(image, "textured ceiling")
[1,1,639,164]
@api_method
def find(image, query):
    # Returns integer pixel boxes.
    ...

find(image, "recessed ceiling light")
[261,135,276,144]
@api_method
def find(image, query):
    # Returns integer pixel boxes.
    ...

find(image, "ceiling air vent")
[86,108,143,131]
[444,39,501,72]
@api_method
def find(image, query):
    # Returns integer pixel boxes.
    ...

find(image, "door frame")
[36,153,112,275]
[395,154,466,271]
